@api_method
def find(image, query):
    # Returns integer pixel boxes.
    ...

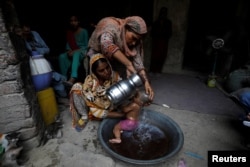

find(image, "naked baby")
[109,89,151,144]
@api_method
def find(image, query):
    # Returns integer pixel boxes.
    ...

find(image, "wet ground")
[23,72,250,167]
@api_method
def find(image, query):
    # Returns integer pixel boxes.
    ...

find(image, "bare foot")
[247,113,250,120]
[109,138,121,143]
[74,118,88,132]
[68,77,75,84]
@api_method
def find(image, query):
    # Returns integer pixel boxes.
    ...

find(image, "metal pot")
[106,74,143,106]
[138,89,151,103]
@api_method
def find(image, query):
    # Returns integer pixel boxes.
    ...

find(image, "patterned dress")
[69,54,121,129]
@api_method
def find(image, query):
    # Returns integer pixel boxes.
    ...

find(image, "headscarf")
[70,53,121,121]
[88,53,118,81]
[125,16,147,35]
[89,53,107,73]
[88,16,147,57]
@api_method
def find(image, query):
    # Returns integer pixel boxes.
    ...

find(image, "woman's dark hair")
[91,58,109,76]
[125,25,138,35]
[125,24,144,39]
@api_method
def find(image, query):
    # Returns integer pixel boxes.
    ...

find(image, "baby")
[109,89,151,144]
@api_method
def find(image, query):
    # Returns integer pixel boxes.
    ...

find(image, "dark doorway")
[183,0,250,75]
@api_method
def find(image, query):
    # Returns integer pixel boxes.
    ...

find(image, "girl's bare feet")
[243,113,250,127]
[247,113,250,120]
[63,78,76,87]
[109,138,121,143]
[68,77,75,84]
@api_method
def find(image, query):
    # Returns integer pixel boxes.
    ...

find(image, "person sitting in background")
[230,86,250,128]
[22,23,50,56]
[58,15,88,86]
[69,53,124,132]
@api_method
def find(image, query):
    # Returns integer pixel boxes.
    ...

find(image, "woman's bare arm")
[113,50,137,75]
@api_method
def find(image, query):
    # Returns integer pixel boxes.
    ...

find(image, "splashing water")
[109,121,170,160]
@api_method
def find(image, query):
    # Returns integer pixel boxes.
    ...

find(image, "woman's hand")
[144,81,154,101]
[138,69,154,102]
[68,49,80,57]
[67,50,73,57]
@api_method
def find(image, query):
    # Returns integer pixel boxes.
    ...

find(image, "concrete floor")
[23,72,250,167]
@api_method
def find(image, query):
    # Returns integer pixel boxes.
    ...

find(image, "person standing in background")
[150,7,172,74]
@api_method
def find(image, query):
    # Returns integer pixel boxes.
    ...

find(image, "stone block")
[19,127,38,140]
[0,80,23,95]
[0,104,30,122]
[21,136,41,151]
[2,65,19,81]
[0,92,28,108]
[0,117,34,133]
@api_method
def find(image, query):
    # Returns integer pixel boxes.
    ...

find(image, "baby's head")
[133,89,151,106]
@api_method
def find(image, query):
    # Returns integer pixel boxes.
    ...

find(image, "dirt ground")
[21,73,250,167]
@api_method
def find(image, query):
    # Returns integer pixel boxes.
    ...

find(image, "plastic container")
[29,54,53,91]
[207,75,216,88]
[29,54,52,75]
[32,72,53,91]
[37,87,59,126]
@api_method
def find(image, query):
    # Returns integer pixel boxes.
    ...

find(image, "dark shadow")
[183,0,250,74]
[12,0,153,73]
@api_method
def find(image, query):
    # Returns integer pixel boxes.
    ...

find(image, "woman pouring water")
[87,16,154,101]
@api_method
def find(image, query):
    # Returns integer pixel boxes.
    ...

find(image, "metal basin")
[98,109,184,165]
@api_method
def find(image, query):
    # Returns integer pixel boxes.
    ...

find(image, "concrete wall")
[0,1,45,150]
[148,0,190,74]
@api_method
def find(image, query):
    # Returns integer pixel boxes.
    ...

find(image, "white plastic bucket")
[29,54,53,91]
[29,55,52,75]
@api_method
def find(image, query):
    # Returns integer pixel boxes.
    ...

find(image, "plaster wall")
[151,0,190,74]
